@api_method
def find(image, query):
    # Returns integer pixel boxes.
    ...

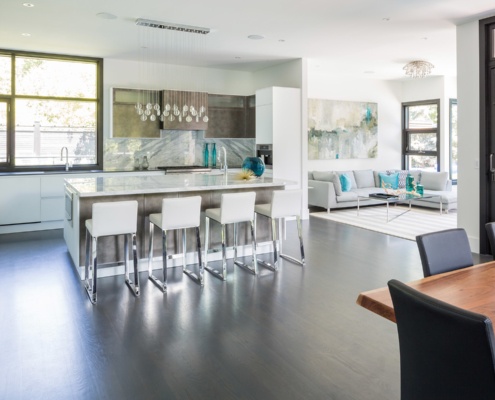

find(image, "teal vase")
[416,184,424,196]
[242,157,265,177]
[406,174,414,192]
[203,143,209,167]
[211,143,217,168]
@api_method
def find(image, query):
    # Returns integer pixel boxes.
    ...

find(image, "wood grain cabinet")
[205,94,255,138]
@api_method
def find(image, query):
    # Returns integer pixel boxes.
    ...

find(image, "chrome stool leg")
[125,233,140,296]
[84,228,97,304]
[205,217,227,281]
[234,220,257,275]
[183,227,204,286]
[280,216,305,266]
[256,215,279,271]
[148,222,167,292]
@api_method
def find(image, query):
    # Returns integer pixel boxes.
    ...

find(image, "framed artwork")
[308,99,378,160]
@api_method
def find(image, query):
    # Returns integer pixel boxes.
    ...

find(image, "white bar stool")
[254,189,305,270]
[148,196,203,292]
[84,200,140,304]
[204,192,257,280]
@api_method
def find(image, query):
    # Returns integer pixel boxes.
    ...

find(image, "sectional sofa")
[308,169,457,213]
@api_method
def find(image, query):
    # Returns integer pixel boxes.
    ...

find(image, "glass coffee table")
[357,192,442,222]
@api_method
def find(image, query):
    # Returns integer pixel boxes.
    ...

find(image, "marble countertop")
[65,172,289,197]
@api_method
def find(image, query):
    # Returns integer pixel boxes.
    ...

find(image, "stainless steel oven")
[256,144,272,168]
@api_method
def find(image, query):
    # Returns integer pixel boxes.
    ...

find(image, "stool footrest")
[257,259,278,272]
[125,278,140,297]
[205,265,226,281]
[183,268,204,286]
[280,253,305,266]
[148,274,167,292]
[234,260,257,275]
[84,281,97,304]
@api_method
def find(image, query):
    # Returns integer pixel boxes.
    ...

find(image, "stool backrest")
[270,189,302,219]
[220,192,256,224]
[161,196,201,230]
[91,200,138,237]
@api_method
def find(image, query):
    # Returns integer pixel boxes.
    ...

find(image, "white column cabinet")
[255,87,302,189]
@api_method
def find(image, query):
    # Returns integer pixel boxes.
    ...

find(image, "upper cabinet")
[161,90,208,131]
[111,88,255,138]
[112,88,161,138]
[205,94,255,138]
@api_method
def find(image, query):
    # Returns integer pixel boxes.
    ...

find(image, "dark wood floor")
[0,218,489,400]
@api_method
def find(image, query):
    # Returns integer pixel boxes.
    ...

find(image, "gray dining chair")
[388,279,495,400]
[416,228,473,277]
[485,222,495,259]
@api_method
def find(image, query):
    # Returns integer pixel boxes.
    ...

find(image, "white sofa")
[308,169,457,212]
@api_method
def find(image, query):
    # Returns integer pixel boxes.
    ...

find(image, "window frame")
[449,98,458,184]
[0,49,103,172]
[401,99,441,171]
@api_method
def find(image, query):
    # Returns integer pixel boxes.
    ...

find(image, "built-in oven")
[256,144,272,168]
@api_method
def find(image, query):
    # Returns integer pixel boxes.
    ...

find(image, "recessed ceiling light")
[96,12,117,20]
[382,17,390,21]
[364,70,375,74]
[235,56,241,59]
[248,34,264,40]
[23,3,35,7]
[278,39,285,42]
[21,33,31,37]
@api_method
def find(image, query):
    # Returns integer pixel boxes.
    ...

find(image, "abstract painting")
[308,99,378,160]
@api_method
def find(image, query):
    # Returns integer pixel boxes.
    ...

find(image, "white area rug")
[311,205,457,241]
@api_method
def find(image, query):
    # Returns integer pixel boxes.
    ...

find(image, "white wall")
[307,74,402,172]
[457,20,481,251]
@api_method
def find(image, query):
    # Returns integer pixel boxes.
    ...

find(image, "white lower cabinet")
[0,176,41,225]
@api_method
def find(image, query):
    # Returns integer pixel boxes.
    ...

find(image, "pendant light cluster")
[134,18,210,124]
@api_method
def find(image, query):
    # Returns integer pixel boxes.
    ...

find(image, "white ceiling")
[1,0,495,80]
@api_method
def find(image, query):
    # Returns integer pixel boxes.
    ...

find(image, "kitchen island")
[64,172,289,278]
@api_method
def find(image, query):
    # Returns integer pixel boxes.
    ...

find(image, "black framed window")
[0,50,102,171]
[449,99,458,183]
[402,99,440,171]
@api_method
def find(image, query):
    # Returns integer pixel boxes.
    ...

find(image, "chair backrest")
[486,222,495,259]
[388,279,495,400]
[161,196,201,230]
[416,228,473,277]
[91,200,138,237]
[220,192,256,224]
[270,189,302,219]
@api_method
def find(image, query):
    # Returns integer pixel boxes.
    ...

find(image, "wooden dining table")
[356,261,495,323]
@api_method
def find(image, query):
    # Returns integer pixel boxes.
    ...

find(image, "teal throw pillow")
[340,173,352,192]
[379,172,399,190]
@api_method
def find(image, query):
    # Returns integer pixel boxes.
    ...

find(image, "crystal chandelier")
[403,60,434,78]
[134,18,210,123]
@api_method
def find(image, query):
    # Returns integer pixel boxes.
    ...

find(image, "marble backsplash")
[104,130,256,170]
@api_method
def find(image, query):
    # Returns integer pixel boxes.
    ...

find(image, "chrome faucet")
[61,147,69,171]
[221,146,228,174]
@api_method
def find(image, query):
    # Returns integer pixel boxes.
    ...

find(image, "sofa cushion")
[338,171,357,188]
[421,171,448,190]
[312,171,335,182]
[308,171,314,180]
[379,172,399,189]
[336,191,358,202]
[332,174,343,196]
[354,169,375,188]
[340,173,353,192]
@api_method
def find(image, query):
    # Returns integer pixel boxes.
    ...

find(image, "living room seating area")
[308,169,457,213]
